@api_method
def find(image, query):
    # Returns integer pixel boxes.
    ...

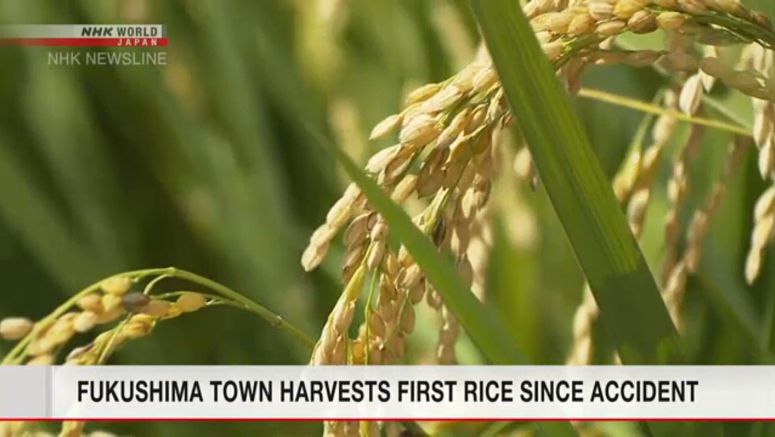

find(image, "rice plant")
[1,0,775,436]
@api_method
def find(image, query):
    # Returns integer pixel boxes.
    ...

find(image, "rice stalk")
[662,138,749,329]
[304,0,775,350]
[561,3,775,364]
[301,1,775,400]
[740,44,775,284]
[0,268,313,437]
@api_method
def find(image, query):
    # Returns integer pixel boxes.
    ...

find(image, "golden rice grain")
[657,12,688,30]
[76,294,104,314]
[176,292,207,312]
[679,74,704,114]
[101,276,131,296]
[628,10,657,33]
[101,293,123,313]
[368,114,402,141]
[0,317,33,340]
[404,83,441,106]
[73,311,98,333]
[141,300,171,317]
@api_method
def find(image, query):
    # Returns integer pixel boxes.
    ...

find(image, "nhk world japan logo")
[0,24,167,66]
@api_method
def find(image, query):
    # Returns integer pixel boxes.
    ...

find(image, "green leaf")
[306,127,524,365]
[471,0,681,364]
[0,132,99,290]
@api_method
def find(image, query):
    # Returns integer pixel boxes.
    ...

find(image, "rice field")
[1,0,775,436]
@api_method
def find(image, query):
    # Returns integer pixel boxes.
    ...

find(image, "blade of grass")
[472,0,681,364]
[694,244,774,363]
[305,127,524,365]
[0,132,98,290]
[694,273,773,363]
[24,64,130,271]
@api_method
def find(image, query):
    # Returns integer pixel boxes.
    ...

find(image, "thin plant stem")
[154,267,316,350]
[613,39,754,131]
[142,273,171,295]
[578,88,751,137]
[98,315,133,364]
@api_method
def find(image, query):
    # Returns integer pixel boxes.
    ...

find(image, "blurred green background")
[0,0,774,435]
